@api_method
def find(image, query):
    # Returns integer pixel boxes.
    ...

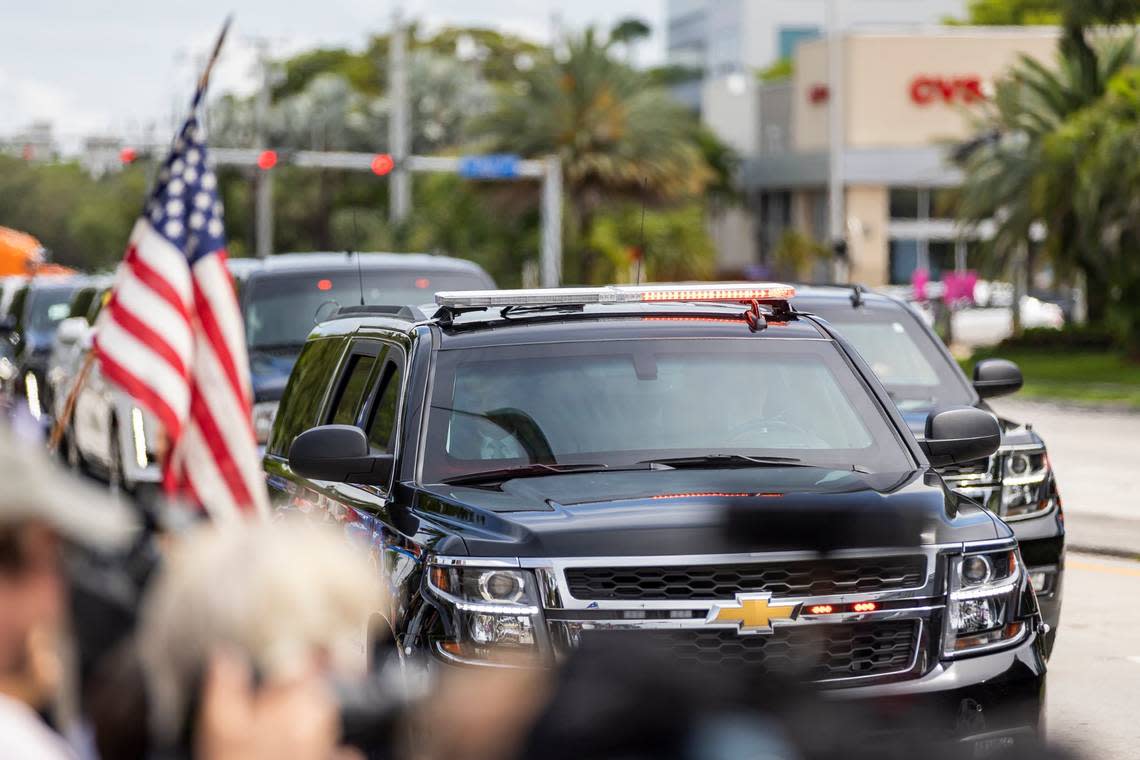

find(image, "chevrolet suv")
[264,284,1047,747]
[793,286,1063,654]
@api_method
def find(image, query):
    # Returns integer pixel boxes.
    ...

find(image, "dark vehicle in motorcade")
[0,276,84,423]
[793,286,1063,653]
[231,252,494,447]
[265,283,1048,749]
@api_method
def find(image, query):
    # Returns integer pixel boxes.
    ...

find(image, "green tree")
[472,29,713,283]
[951,0,1062,25]
[954,37,1136,323]
[1052,67,1140,356]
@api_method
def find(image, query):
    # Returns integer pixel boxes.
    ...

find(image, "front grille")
[602,621,918,681]
[565,556,926,600]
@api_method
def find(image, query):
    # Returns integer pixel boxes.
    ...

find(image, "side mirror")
[54,317,88,347]
[972,358,1023,399]
[921,406,1001,468]
[288,425,394,485]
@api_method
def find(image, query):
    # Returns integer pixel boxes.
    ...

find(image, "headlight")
[427,564,542,662]
[252,401,279,445]
[943,548,1028,656]
[998,447,1054,518]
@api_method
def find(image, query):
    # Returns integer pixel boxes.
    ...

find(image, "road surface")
[1046,552,1140,758]
[989,398,1140,556]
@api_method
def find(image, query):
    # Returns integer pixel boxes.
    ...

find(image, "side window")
[268,337,346,457]
[327,351,378,426]
[366,354,404,454]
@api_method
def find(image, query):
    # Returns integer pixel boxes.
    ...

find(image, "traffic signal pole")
[389,10,411,224]
[208,149,564,286]
[254,40,274,259]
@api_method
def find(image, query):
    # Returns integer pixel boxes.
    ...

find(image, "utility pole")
[389,9,411,224]
[540,156,562,287]
[825,0,847,283]
[254,39,273,259]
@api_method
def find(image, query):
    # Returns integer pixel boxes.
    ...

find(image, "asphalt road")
[988,398,1140,556]
[1046,552,1140,758]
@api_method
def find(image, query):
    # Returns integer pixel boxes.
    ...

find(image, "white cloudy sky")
[1,0,665,143]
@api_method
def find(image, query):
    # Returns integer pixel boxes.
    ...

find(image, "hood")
[415,466,1004,558]
[248,347,301,402]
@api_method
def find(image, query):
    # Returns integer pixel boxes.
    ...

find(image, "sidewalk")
[988,398,1140,558]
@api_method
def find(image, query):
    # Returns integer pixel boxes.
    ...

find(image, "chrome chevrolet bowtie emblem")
[707,593,800,634]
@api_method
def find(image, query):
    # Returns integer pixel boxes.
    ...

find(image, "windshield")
[27,286,79,334]
[243,269,488,349]
[423,337,912,483]
[810,306,974,411]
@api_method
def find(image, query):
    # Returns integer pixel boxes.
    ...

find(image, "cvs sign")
[909,75,986,106]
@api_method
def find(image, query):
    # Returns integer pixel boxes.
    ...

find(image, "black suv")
[793,286,1063,652]
[230,252,495,448]
[265,284,1047,747]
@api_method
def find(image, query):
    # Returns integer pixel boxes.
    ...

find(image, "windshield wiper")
[442,463,615,486]
[638,454,809,469]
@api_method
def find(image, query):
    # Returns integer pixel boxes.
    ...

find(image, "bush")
[998,325,1116,351]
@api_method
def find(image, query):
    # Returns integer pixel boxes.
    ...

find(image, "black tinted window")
[69,287,97,321]
[268,337,345,456]
[366,360,402,454]
[423,337,911,483]
[328,352,377,426]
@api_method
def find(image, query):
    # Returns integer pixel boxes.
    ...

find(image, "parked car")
[794,285,1063,654]
[43,280,164,493]
[0,276,84,424]
[265,283,1047,751]
[232,252,495,448]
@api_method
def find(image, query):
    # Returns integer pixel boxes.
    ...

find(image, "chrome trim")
[430,556,521,568]
[431,642,539,670]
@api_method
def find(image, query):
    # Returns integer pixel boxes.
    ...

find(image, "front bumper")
[835,631,1046,750]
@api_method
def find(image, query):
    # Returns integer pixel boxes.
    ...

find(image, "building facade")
[666,0,966,107]
[702,26,1059,285]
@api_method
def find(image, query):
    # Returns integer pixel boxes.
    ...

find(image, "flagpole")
[46,17,234,456]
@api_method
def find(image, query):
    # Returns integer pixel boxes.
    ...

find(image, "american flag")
[94,108,267,520]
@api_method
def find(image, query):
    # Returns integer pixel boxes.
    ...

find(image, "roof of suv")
[230,251,491,279]
[309,297,832,347]
[792,284,910,311]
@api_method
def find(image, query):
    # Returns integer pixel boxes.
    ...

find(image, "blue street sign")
[458,153,521,179]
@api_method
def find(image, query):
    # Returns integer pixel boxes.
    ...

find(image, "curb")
[1067,543,1140,562]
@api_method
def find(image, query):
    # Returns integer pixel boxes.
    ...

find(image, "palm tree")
[953,36,1135,322]
[472,28,712,283]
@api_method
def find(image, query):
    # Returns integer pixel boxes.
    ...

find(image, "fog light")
[1029,571,1048,593]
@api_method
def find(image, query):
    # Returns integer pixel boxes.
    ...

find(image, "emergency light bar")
[434,283,796,309]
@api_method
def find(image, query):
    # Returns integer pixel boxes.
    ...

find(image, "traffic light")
[257,150,278,171]
[119,147,138,164]
[371,154,394,176]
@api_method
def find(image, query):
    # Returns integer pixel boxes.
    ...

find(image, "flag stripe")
[124,246,192,323]
[106,300,189,379]
[189,390,254,509]
[192,274,249,410]
[96,345,183,444]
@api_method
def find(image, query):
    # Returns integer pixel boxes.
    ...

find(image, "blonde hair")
[137,519,383,743]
